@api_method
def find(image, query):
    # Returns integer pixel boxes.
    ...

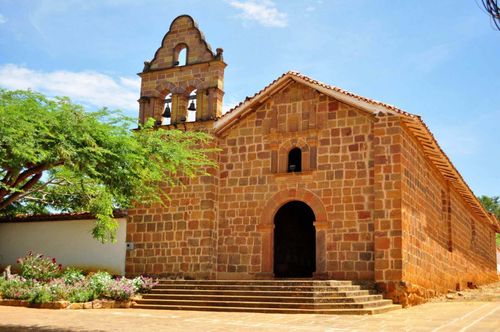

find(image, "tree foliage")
[477,195,500,247]
[478,195,500,219]
[0,89,215,242]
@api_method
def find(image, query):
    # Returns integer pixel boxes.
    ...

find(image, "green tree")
[0,89,215,242]
[477,195,500,247]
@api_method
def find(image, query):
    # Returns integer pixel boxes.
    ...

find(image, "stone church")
[126,15,499,305]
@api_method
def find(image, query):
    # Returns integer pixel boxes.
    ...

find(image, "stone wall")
[216,82,377,280]
[148,15,215,70]
[126,83,381,280]
[372,115,404,296]
[138,15,225,125]
[125,126,219,279]
[391,125,498,306]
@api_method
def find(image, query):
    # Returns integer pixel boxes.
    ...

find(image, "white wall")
[0,218,127,275]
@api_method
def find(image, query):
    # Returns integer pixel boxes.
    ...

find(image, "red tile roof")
[0,210,128,223]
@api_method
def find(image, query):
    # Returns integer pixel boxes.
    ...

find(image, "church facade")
[126,15,499,306]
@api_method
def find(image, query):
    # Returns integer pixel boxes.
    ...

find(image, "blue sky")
[0,0,499,196]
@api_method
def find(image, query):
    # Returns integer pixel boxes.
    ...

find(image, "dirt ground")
[0,281,499,332]
[430,281,500,302]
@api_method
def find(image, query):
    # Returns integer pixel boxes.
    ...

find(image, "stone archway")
[257,189,328,279]
[274,201,316,278]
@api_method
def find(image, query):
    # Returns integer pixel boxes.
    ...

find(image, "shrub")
[1,275,31,300]
[67,281,94,303]
[48,279,69,301]
[0,277,5,297]
[106,277,136,301]
[62,267,85,285]
[88,271,112,298]
[17,252,62,281]
[1,260,155,304]
[30,283,53,304]
[132,276,158,294]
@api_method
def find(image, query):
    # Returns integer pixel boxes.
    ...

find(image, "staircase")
[133,280,401,315]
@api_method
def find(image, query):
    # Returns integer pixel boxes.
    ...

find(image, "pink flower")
[52,258,56,263]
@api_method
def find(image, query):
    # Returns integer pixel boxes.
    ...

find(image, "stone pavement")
[0,300,499,332]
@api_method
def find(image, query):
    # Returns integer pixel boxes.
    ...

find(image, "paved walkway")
[0,300,499,332]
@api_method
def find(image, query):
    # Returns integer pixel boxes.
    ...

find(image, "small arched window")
[177,48,187,66]
[288,147,302,173]
[174,44,187,66]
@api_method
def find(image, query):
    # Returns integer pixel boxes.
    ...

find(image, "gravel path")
[430,281,500,303]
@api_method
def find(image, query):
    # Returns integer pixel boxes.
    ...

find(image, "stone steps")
[136,298,394,309]
[157,280,353,286]
[142,293,384,303]
[148,288,372,297]
[153,284,363,292]
[133,279,401,315]
[134,303,401,315]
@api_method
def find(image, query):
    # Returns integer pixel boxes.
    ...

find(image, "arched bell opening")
[173,43,188,66]
[273,201,316,278]
[162,92,172,125]
[187,89,197,122]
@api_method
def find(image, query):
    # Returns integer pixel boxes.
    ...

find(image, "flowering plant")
[88,271,112,298]
[0,275,31,300]
[17,251,62,281]
[62,267,85,285]
[107,277,136,301]
[1,253,155,304]
[132,276,158,293]
[67,280,94,303]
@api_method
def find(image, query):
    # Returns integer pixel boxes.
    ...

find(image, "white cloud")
[0,14,7,24]
[228,0,288,28]
[0,64,140,111]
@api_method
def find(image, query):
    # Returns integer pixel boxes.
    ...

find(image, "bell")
[162,104,171,118]
[188,100,196,111]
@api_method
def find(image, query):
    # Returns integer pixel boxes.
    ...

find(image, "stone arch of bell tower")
[138,15,226,125]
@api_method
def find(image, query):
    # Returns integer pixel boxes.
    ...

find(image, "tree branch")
[0,172,43,210]
[0,167,19,198]
[10,163,58,189]
[14,177,66,202]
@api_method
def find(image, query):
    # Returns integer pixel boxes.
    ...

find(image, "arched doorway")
[274,201,316,278]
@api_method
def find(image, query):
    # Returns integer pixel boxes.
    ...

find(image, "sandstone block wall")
[148,15,215,71]
[138,15,225,125]
[372,115,404,292]
[125,138,219,279]
[392,125,498,306]
[216,82,377,280]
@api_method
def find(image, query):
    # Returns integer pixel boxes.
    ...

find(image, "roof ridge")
[218,71,418,121]
[286,71,417,118]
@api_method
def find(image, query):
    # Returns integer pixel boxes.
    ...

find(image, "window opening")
[288,147,302,172]
[176,47,187,66]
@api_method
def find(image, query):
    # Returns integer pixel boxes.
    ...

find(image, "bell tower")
[138,15,226,126]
